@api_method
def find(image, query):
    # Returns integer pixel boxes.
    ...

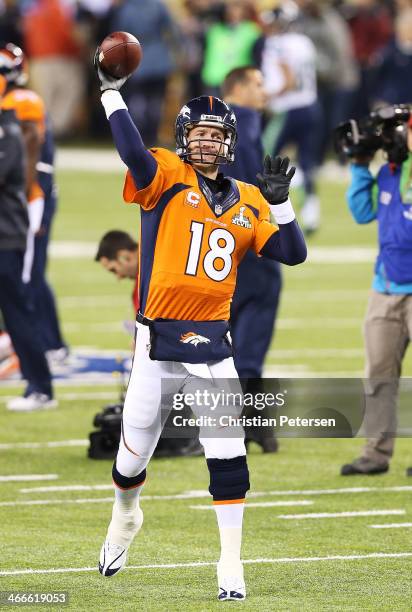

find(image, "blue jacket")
[373,40,412,105]
[347,160,412,293]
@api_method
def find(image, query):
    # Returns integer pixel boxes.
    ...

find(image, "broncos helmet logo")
[180,332,211,346]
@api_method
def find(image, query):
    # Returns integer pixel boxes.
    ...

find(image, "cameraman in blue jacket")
[341,109,412,476]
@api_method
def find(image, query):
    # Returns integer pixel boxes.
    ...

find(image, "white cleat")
[7,393,58,412]
[99,541,127,577]
[98,507,143,577]
[217,562,246,601]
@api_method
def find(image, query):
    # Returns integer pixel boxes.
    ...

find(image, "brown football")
[98,32,142,78]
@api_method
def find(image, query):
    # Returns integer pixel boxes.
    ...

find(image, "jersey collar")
[196,172,240,217]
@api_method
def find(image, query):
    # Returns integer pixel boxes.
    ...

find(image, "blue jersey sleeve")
[108,109,157,189]
[260,220,307,265]
[347,164,377,224]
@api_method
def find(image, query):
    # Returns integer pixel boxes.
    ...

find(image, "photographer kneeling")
[338,107,412,476]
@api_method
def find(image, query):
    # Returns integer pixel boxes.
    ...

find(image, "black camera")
[88,403,123,459]
[334,105,411,165]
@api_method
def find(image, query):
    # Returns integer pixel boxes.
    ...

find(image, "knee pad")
[206,455,250,501]
[112,463,146,490]
[201,436,246,459]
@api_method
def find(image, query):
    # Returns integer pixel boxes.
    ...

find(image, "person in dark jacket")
[221,66,280,453]
[31,114,68,363]
[0,75,55,411]
[371,8,412,107]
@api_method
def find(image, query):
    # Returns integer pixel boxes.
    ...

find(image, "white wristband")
[101,90,128,119]
[269,198,295,224]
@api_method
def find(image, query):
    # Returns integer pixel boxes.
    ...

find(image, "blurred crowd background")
[1,0,412,156]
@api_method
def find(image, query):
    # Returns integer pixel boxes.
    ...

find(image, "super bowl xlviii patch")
[380,191,392,205]
[231,206,252,229]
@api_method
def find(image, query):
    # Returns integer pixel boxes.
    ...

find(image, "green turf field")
[0,167,411,610]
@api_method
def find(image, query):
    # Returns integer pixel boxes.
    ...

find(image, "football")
[98,31,142,79]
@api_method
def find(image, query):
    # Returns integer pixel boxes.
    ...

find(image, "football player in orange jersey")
[0,43,45,282]
[95,54,306,601]
[0,65,55,412]
[0,44,68,380]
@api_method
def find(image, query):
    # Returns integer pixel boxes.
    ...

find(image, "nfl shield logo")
[215,204,223,215]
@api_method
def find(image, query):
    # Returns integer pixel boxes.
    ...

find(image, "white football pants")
[117,321,246,477]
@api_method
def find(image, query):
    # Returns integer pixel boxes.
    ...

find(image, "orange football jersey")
[1,88,45,202]
[123,149,278,321]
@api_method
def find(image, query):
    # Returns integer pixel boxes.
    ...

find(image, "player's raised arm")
[257,155,307,265]
[94,49,157,189]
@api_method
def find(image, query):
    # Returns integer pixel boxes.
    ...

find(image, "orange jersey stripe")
[28,182,44,203]
[121,426,140,457]
[213,498,245,505]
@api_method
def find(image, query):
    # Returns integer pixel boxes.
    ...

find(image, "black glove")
[256,155,296,205]
[93,48,129,92]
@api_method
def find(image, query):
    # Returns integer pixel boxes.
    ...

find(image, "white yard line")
[58,295,129,307]
[0,440,88,450]
[277,318,361,329]
[62,322,124,332]
[20,485,113,493]
[0,378,121,388]
[191,501,314,509]
[0,475,58,483]
[49,242,96,258]
[0,498,114,507]
[60,289,368,305]
[369,523,412,529]
[308,247,376,263]
[0,552,411,577]
[58,317,362,334]
[267,348,364,359]
[263,368,364,377]
[18,485,412,496]
[61,318,362,333]
[19,486,210,496]
[54,150,364,182]
[0,391,119,405]
[56,149,125,172]
[50,391,120,401]
[0,498,313,509]
[279,510,406,520]
[0,498,408,516]
[282,289,367,301]
[256,486,412,496]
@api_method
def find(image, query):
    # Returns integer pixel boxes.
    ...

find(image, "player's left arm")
[255,156,307,265]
